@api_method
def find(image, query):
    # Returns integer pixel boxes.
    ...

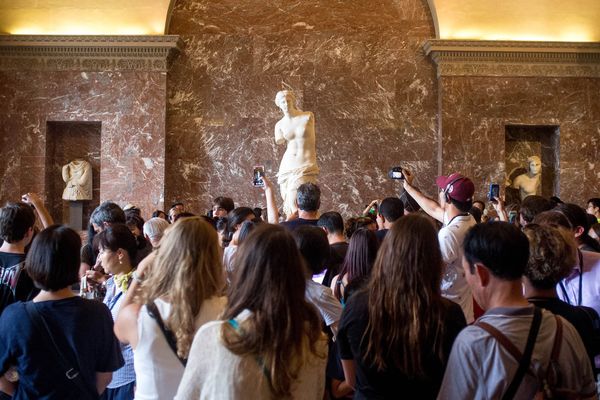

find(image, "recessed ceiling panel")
[431,0,600,42]
[0,0,171,35]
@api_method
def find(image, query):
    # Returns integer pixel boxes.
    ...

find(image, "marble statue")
[511,155,542,200]
[274,90,319,216]
[62,159,92,201]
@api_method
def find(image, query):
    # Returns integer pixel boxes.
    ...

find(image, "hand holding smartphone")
[488,183,500,203]
[253,166,265,187]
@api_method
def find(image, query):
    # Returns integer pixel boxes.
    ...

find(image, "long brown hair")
[334,228,378,301]
[364,214,445,376]
[140,217,224,358]
[221,224,325,397]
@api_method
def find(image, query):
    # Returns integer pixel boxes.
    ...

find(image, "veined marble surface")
[166,0,439,216]
[0,70,167,220]
[440,76,600,205]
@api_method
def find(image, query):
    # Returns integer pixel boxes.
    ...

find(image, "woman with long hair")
[337,214,466,399]
[330,228,379,306]
[175,224,327,399]
[115,217,226,400]
[0,225,123,399]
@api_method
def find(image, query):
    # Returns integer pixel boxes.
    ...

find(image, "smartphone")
[488,183,500,203]
[368,203,378,215]
[508,210,518,224]
[252,166,265,187]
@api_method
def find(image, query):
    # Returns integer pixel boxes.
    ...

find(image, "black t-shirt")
[280,218,319,230]
[0,297,124,399]
[323,242,349,288]
[337,290,466,400]
[528,297,600,373]
[0,252,37,316]
[375,229,388,243]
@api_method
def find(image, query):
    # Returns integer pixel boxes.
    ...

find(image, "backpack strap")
[550,315,563,362]
[477,321,523,360]
[476,307,543,400]
[146,301,187,367]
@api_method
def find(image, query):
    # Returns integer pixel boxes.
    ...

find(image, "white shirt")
[174,310,328,400]
[134,296,226,400]
[305,279,343,329]
[438,214,476,323]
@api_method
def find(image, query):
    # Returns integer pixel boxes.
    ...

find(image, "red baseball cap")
[436,173,475,203]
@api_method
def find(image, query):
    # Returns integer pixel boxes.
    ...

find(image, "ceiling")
[0,0,172,35]
[428,0,600,42]
[0,0,599,42]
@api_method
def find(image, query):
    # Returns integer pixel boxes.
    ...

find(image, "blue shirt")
[103,277,135,388]
[0,297,124,399]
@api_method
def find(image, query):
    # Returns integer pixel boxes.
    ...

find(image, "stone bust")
[62,159,92,201]
[511,155,542,200]
[274,90,319,216]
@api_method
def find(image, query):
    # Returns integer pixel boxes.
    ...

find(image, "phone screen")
[489,184,499,201]
[253,166,265,187]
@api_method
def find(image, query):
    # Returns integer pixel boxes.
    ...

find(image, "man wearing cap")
[402,170,477,323]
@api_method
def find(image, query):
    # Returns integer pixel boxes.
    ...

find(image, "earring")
[119,259,123,265]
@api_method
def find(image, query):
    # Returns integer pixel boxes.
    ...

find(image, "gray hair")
[90,201,125,226]
[143,217,170,242]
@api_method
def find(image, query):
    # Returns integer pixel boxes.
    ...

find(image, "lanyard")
[446,213,469,227]
[559,250,584,306]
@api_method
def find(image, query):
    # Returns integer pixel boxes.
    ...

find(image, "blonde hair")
[140,216,224,358]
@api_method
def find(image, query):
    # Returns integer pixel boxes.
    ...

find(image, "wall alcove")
[45,121,101,228]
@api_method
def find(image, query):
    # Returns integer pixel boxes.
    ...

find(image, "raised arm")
[260,175,279,224]
[22,192,54,228]
[492,196,508,222]
[401,170,444,223]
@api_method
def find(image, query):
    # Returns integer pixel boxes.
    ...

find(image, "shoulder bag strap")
[476,307,543,400]
[227,319,273,388]
[146,301,187,367]
[24,301,98,399]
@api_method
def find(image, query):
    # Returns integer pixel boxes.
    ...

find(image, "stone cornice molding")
[0,35,183,72]
[424,40,600,78]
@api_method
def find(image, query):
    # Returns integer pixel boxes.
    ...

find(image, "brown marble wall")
[0,70,167,224]
[166,0,439,216]
[45,121,101,225]
[440,76,600,206]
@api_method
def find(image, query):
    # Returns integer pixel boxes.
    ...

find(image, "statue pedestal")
[67,201,83,231]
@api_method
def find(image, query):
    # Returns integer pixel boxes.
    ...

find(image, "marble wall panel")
[0,70,167,224]
[166,0,439,216]
[440,76,600,206]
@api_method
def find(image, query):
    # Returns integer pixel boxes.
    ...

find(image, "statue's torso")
[276,112,317,173]
[514,173,541,199]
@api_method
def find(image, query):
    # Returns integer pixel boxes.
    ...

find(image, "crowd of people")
[0,170,599,399]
